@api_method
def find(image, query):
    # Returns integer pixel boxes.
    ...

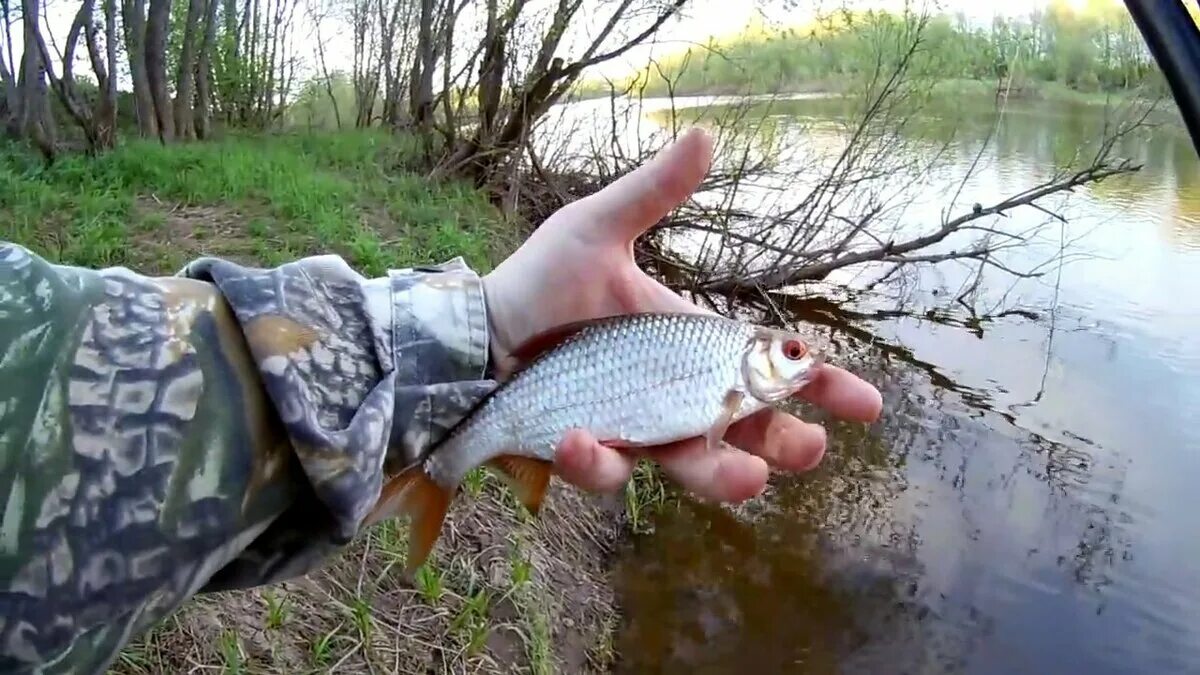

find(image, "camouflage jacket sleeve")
[0,242,499,674]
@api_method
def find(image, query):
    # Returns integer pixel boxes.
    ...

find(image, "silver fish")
[365,312,823,572]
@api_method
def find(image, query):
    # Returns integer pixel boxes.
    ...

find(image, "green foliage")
[450,588,492,655]
[590,2,1166,99]
[309,625,339,666]
[217,630,243,674]
[624,460,668,535]
[0,130,504,276]
[286,72,361,131]
[262,589,290,629]
[349,595,374,641]
[526,609,553,675]
[415,563,446,604]
[462,466,487,497]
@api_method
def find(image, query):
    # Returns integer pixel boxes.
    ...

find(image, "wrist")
[480,271,532,379]
[481,274,512,377]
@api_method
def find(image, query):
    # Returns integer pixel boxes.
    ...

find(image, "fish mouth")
[789,353,824,391]
[741,332,827,403]
[799,352,825,384]
[744,353,822,402]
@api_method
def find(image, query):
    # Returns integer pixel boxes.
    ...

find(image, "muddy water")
[606,96,1200,673]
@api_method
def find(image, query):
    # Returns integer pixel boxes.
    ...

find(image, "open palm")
[481,128,882,503]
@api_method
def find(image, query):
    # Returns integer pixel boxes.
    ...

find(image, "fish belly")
[521,368,735,455]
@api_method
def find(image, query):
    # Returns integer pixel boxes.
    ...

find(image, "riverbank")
[573,76,1165,110]
[0,131,643,673]
[929,77,1167,107]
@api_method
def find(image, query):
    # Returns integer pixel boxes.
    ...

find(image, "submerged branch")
[696,160,1140,294]
[513,4,1156,321]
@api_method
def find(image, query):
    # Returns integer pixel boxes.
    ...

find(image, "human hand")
[481,128,882,504]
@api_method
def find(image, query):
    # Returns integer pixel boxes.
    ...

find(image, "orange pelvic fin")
[486,454,552,515]
[365,468,452,574]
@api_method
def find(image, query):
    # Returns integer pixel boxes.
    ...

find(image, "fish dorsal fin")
[508,317,610,363]
[496,315,624,380]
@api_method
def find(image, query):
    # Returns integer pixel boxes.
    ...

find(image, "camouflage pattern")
[0,242,499,674]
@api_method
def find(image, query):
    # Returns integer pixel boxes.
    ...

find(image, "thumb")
[576,127,714,243]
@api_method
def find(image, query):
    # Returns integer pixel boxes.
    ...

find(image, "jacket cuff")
[371,258,499,474]
[380,257,491,385]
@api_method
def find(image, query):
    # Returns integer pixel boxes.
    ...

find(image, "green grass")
[449,587,493,656]
[0,130,507,277]
[415,562,447,603]
[261,589,289,629]
[504,537,554,675]
[310,624,339,667]
[624,460,669,535]
[217,630,244,674]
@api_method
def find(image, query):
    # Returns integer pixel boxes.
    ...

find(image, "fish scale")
[368,311,821,574]
[427,313,762,488]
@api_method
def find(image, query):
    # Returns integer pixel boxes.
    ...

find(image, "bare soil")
[112,475,629,674]
[127,196,270,272]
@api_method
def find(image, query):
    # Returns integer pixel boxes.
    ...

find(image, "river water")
[551,93,1200,673]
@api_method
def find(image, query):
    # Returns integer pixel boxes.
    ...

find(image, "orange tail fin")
[366,468,453,574]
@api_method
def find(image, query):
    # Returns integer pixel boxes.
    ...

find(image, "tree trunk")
[145,0,175,141]
[435,0,685,185]
[377,0,395,127]
[17,0,56,157]
[409,0,435,138]
[263,0,279,125]
[122,0,158,137]
[38,0,100,149]
[173,0,205,140]
[247,0,260,124]
[1,0,14,89]
[478,0,503,138]
[220,0,238,125]
[79,0,117,148]
[1,0,18,131]
[0,60,14,133]
[194,0,219,138]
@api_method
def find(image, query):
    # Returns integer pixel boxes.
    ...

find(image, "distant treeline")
[581,1,1183,99]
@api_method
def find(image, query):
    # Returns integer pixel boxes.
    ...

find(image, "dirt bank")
[113,475,630,674]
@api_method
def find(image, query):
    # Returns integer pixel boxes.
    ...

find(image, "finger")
[641,273,718,315]
[575,127,714,244]
[552,428,636,494]
[611,268,714,316]
[799,364,884,423]
[650,438,769,503]
[723,408,827,472]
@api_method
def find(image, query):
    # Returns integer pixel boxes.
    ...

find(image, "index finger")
[799,364,883,423]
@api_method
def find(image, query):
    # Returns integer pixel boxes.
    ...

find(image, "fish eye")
[783,339,806,360]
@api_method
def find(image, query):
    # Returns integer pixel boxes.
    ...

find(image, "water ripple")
[610,95,1200,674]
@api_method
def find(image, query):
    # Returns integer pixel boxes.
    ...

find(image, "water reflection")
[615,319,1193,674]
[607,95,1200,674]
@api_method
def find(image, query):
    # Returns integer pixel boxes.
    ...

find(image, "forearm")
[0,244,496,674]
